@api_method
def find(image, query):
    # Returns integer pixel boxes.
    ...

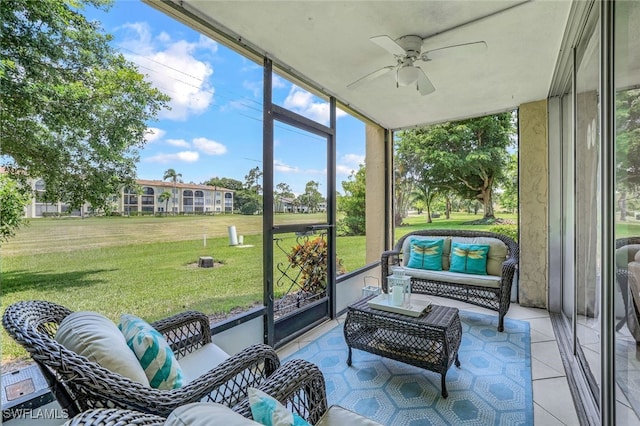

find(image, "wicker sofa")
[2,300,326,422]
[381,229,519,331]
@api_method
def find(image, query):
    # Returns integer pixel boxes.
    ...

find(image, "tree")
[396,112,515,220]
[158,191,171,214]
[236,167,263,214]
[244,167,263,194]
[496,153,518,214]
[394,147,416,226]
[163,169,182,213]
[1,0,169,212]
[615,89,640,220]
[204,177,243,191]
[411,183,438,223]
[274,182,295,213]
[297,181,323,213]
[337,165,366,235]
[0,174,29,243]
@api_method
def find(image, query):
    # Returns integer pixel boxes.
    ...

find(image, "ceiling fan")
[347,35,487,96]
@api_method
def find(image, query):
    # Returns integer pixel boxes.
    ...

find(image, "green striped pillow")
[119,314,184,389]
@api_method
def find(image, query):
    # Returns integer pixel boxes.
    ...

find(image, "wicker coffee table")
[343,295,462,398]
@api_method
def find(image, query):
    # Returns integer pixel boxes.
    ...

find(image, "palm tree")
[163,169,182,214]
[158,191,171,215]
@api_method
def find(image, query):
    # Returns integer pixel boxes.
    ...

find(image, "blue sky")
[86,1,365,196]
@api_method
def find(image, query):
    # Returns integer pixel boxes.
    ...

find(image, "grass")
[1,214,364,363]
[2,211,512,364]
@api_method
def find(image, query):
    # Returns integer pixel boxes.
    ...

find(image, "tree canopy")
[337,165,366,235]
[205,177,244,191]
[1,0,169,213]
[395,112,515,219]
[0,175,29,243]
[615,89,640,220]
[298,181,323,213]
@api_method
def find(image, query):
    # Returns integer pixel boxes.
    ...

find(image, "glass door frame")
[262,58,337,347]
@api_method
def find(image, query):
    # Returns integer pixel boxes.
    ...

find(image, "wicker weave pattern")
[344,297,462,398]
[615,237,640,336]
[2,300,280,418]
[65,359,328,425]
[233,359,328,424]
[64,408,165,426]
[381,229,519,332]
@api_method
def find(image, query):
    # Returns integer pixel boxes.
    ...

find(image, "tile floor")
[278,296,580,425]
[6,297,580,425]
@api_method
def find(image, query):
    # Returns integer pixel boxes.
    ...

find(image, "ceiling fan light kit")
[348,34,487,96]
[397,64,420,86]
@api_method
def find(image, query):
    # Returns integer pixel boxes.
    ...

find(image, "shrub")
[488,224,518,242]
[288,236,345,293]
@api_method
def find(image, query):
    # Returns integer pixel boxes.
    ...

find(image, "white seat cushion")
[315,405,383,426]
[165,402,260,426]
[404,267,502,289]
[55,311,150,386]
[179,342,230,383]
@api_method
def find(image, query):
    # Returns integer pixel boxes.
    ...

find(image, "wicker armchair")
[2,300,284,418]
[616,237,640,340]
[64,409,165,426]
[64,359,328,425]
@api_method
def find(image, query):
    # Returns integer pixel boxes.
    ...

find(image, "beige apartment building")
[21,178,234,217]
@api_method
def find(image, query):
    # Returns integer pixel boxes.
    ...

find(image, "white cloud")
[283,86,347,125]
[336,153,364,176]
[272,75,287,89]
[144,127,166,143]
[196,34,218,53]
[274,160,326,177]
[342,153,365,166]
[145,151,200,163]
[336,164,356,176]
[157,31,171,43]
[242,80,262,98]
[166,138,190,148]
[275,160,300,173]
[193,137,227,155]
[116,22,216,121]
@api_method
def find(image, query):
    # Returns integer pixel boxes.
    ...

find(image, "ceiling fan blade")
[347,65,395,89]
[370,35,406,56]
[416,67,435,96]
[422,41,487,61]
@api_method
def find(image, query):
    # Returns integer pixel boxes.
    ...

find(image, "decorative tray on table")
[367,293,433,317]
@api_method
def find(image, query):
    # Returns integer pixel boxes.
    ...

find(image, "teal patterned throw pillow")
[119,314,184,389]
[407,239,444,271]
[449,242,490,275]
[248,387,310,426]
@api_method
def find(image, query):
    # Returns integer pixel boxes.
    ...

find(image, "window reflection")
[615,1,640,423]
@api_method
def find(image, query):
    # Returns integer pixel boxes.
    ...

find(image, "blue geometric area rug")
[284,310,532,426]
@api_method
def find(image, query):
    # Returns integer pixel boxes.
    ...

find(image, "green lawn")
[1,214,363,363]
[2,211,518,364]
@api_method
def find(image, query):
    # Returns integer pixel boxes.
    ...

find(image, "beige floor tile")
[532,357,565,380]
[531,340,565,373]
[533,377,580,425]
[534,402,567,425]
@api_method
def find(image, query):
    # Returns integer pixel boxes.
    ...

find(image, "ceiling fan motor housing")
[396,35,423,58]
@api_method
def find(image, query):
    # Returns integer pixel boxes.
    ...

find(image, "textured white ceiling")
[153,0,573,129]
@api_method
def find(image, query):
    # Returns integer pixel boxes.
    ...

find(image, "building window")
[183,190,193,212]
[123,187,138,214]
[194,190,204,212]
[141,187,154,211]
